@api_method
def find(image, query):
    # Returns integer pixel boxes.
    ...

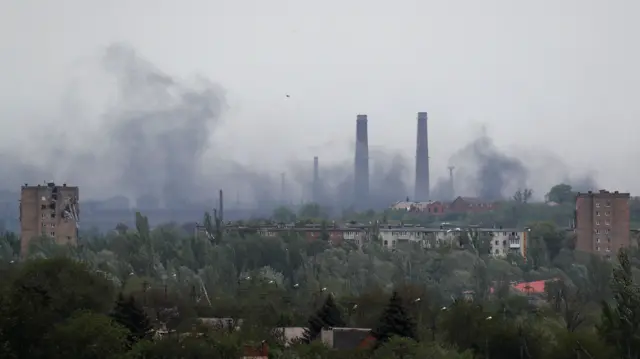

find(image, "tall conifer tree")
[303,294,345,343]
[373,291,417,344]
[110,293,152,346]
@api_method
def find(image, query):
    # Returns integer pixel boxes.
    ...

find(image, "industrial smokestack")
[312,156,320,204]
[280,172,286,205]
[448,166,455,200]
[414,112,430,201]
[355,114,370,210]
[218,189,224,222]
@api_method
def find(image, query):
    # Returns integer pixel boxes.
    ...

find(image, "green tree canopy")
[547,183,574,204]
[303,294,346,343]
[373,291,417,344]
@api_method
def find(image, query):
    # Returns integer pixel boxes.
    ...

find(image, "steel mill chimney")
[414,112,430,201]
[312,156,320,204]
[355,114,370,210]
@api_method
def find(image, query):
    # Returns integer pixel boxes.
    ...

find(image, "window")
[605,220,610,226]
[596,211,600,216]
[495,240,499,245]
[606,201,611,207]
[596,246,600,251]
[41,213,45,218]
[40,204,46,210]
[50,231,55,237]
[606,229,610,234]
[595,229,600,234]
[596,237,600,243]
[605,211,610,216]
[383,240,388,246]
[606,247,611,252]
[596,202,601,208]
[596,220,600,225]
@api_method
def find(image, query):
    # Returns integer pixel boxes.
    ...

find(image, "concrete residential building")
[379,227,528,258]
[575,190,630,256]
[20,182,79,255]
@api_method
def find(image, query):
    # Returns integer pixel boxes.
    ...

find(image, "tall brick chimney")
[312,156,320,204]
[414,112,430,201]
[355,114,370,210]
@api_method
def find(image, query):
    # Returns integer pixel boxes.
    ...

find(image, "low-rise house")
[320,327,375,350]
[449,197,497,213]
[242,341,268,359]
[274,327,306,347]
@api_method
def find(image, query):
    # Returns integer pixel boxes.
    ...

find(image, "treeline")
[1,211,640,357]
[1,251,640,358]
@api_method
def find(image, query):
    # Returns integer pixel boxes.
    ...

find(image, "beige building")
[20,182,79,256]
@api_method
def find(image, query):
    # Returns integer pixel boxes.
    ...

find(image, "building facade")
[378,227,527,258]
[575,190,630,256]
[20,182,79,255]
[448,196,497,213]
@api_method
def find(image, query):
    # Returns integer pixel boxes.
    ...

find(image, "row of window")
[595,228,610,234]
[596,246,611,252]
[595,201,611,208]
[595,211,611,216]
[595,237,611,243]
[595,220,610,226]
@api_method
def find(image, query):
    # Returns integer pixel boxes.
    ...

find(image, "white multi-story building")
[379,227,528,258]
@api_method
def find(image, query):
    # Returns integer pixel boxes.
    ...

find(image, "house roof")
[512,280,547,294]
[333,328,371,349]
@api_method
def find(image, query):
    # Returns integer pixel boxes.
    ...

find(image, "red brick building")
[575,190,630,256]
[448,196,496,213]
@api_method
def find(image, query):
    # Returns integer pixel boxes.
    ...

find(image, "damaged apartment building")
[20,182,79,256]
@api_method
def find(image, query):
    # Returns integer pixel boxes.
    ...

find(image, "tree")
[546,183,574,204]
[110,293,153,346]
[598,249,640,359]
[545,280,585,332]
[513,188,533,204]
[0,257,114,359]
[303,294,345,343]
[372,291,417,344]
[44,311,128,359]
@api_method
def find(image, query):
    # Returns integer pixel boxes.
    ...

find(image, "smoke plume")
[0,43,601,221]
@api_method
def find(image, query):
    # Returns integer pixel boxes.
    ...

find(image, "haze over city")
[2,0,639,209]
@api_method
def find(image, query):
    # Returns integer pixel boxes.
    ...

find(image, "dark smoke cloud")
[101,43,227,206]
[0,43,601,219]
[430,132,599,202]
[447,134,528,201]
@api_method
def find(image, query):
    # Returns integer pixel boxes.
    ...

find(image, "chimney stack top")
[417,112,428,120]
[356,114,368,121]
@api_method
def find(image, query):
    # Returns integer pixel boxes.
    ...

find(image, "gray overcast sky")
[1,0,639,196]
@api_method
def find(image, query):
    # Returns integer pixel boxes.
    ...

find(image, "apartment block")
[575,190,630,256]
[378,227,528,258]
[20,182,79,256]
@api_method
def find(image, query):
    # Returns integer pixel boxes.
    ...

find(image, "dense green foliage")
[1,195,640,357]
[303,294,345,343]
